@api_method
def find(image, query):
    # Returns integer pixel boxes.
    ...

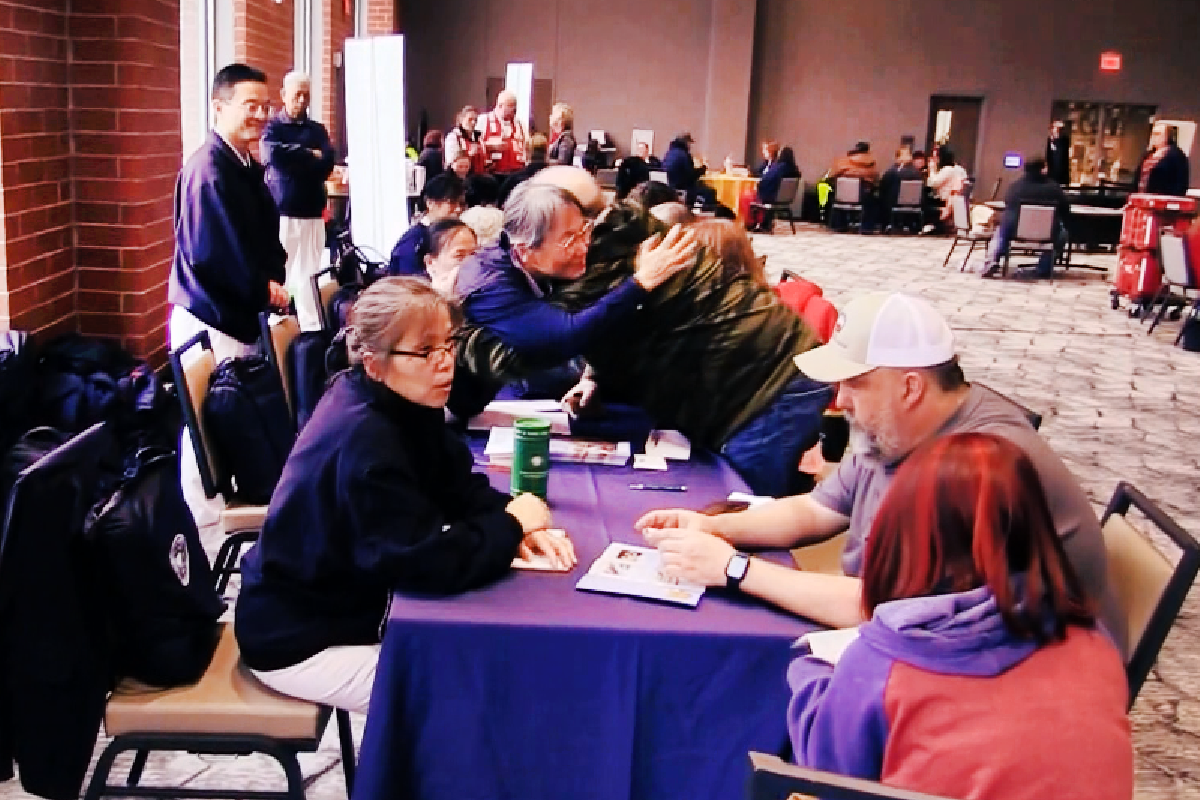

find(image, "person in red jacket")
[479,90,528,178]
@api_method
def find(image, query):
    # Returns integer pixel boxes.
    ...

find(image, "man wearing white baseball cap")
[637,291,1123,654]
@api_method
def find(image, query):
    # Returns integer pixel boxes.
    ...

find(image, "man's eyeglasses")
[558,220,594,251]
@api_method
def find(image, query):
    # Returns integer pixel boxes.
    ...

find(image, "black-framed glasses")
[388,334,462,364]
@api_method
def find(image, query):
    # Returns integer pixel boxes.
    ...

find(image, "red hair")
[861,432,1094,642]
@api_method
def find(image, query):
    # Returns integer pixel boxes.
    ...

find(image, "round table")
[700,174,759,223]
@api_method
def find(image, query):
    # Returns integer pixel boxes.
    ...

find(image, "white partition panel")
[505,62,533,134]
[346,35,408,261]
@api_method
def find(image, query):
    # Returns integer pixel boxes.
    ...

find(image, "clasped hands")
[506,493,577,571]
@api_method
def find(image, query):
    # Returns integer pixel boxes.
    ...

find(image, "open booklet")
[575,543,705,607]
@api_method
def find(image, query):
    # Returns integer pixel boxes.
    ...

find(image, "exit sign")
[1100,52,1122,71]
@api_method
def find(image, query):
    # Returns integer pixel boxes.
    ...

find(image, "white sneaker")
[919,224,936,235]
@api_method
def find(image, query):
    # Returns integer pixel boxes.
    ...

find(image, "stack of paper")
[484,427,631,467]
[634,430,692,470]
[468,400,571,436]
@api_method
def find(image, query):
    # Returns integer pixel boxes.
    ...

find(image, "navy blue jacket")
[262,111,336,218]
[455,235,649,368]
[1135,145,1190,197]
[169,132,288,344]
[234,368,524,672]
[663,141,703,193]
[386,221,431,279]
[758,160,800,203]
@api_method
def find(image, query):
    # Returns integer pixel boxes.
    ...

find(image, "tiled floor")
[2,225,1197,799]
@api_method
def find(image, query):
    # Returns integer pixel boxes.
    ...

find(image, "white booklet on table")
[468,400,571,436]
[575,543,705,607]
[484,427,631,467]
[794,627,861,665]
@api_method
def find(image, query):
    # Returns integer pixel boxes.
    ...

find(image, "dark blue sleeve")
[759,163,784,203]
[786,640,892,780]
[387,226,431,278]
[261,119,310,170]
[176,167,270,311]
[462,269,649,365]
[314,121,336,181]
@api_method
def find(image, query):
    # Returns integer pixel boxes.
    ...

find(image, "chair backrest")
[168,331,222,499]
[649,170,669,184]
[259,313,301,419]
[1100,482,1200,707]
[1014,204,1056,242]
[789,178,806,216]
[1159,232,1193,288]
[950,193,970,233]
[834,176,861,204]
[748,752,960,800]
[775,177,801,205]
[596,168,618,190]
[989,176,1002,201]
[896,179,923,208]
[311,264,340,332]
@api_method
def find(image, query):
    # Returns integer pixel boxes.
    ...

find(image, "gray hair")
[503,182,582,249]
[346,277,461,366]
[551,102,574,129]
[282,70,310,89]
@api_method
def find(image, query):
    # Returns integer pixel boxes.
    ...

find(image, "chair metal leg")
[1147,288,1172,334]
[336,708,357,795]
[83,738,126,800]
[941,236,959,269]
[127,749,150,787]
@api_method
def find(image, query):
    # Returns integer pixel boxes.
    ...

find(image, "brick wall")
[72,0,182,365]
[0,2,74,338]
[235,0,294,94]
[321,0,354,150]
[366,0,395,34]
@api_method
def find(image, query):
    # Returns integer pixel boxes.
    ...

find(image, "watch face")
[727,553,750,582]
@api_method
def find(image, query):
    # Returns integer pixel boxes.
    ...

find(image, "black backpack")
[84,448,223,687]
[202,356,295,504]
[0,332,39,457]
[288,329,334,431]
[1182,309,1200,353]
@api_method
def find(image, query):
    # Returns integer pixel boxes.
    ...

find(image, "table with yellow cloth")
[700,174,759,223]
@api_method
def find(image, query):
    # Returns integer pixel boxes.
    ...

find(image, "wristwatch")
[725,552,751,591]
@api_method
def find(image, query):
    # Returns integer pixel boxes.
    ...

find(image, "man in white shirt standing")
[262,71,337,331]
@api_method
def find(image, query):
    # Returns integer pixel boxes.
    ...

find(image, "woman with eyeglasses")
[235,277,576,713]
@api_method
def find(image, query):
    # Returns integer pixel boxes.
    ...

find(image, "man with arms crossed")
[170,63,288,539]
[261,70,336,330]
[638,292,1125,654]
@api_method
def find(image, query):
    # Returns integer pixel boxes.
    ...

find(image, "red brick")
[78,288,121,313]
[72,61,116,86]
[75,200,120,224]
[75,153,120,178]
[72,107,117,131]
[116,108,178,134]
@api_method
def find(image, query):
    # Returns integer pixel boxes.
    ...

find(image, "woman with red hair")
[787,432,1131,800]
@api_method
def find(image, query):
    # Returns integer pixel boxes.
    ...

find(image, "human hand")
[633,225,698,290]
[560,376,598,418]
[267,280,289,309]
[506,492,552,534]
[643,527,737,587]
[311,148,323,159]
[634,507,711,533]
[518,529,577,571]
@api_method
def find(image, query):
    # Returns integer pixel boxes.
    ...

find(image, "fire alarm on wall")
[1100,51,1122,71]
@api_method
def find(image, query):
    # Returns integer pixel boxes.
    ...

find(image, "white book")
[575,543,705,607]
[794,627,861,665]
[484,427,631,467]
[644,429,691,461]
[468,400,571,436]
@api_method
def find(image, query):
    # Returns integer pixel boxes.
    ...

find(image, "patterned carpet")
[1,224,1196,800]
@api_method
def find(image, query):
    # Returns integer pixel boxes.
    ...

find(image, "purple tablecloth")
[352,444,815,800]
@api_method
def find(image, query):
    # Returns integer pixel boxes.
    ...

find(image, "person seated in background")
[662,132,716,207]
[498,133,551,206]
[910,150,928,177]
[1134,123,1190,197]
[649,201,694,227]
[424,218,477,297]
[784,432,1132,799]
[750,146,800,232]
[692,218,767,286]
[983,155,1070,279]
[449,151,472,182]
[879,149,923,232]
[923,144,968,232]
[416,129,444,182]
[635,180,680,211]
[460,204,505,247]
[615,141,661,200]
[234,278,576,713]
[635,291,1122,649]
[465,170,501,209]
[753,140,780,177]
[829,141,881,232]
[547,103,577,166]
[387,173,466,278]
[581,138,603,175]
[460,167,832,497]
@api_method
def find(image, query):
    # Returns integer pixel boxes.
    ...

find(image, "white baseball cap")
[793,293,956,383]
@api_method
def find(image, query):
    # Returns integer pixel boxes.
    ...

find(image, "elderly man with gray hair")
[262,70,336,330]
[455,177,696,379]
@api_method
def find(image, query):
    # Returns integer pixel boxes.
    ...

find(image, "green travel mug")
[511,418,552,499]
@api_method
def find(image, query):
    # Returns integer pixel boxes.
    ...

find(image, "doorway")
[926,96,983,177]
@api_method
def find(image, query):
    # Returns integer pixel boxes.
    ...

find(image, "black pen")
[628,483,687,492]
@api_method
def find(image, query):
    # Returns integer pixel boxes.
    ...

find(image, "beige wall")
[401,0,757,163]
[749,0,1200,193]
